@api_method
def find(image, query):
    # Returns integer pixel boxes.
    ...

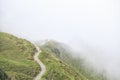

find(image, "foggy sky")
[0,0,120,79]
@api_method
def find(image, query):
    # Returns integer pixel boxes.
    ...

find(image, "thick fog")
[0,0,120,79]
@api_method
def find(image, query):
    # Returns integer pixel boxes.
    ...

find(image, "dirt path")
[33,46,46,80]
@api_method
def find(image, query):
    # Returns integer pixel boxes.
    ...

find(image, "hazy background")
[0,0,120,80]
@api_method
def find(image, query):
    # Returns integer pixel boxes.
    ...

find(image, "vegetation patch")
[0,32,40,80]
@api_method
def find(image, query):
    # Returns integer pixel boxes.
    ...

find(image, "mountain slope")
[39,40,107,80]
[0,32,106,80]
[0,32,40,80]
[37,40,88,80]
[39,47,88,80]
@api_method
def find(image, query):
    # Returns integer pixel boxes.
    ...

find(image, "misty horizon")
[1,0,120,80]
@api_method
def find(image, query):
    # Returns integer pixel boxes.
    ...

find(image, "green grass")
[0,32,40,80]
[39,48,88,80]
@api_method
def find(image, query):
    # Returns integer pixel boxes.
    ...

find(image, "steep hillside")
[0,32,40,80]
[39,40,107,80]
[39,47,88,80]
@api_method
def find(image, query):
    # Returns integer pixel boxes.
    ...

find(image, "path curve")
[33,46,46,80]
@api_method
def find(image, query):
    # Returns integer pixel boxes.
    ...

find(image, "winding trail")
[33,46,46,80]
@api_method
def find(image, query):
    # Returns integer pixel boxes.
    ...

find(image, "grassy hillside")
[39,40,107,80]
[0,32,107,80]
[39,47,88,80]
[0,32,40,80]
